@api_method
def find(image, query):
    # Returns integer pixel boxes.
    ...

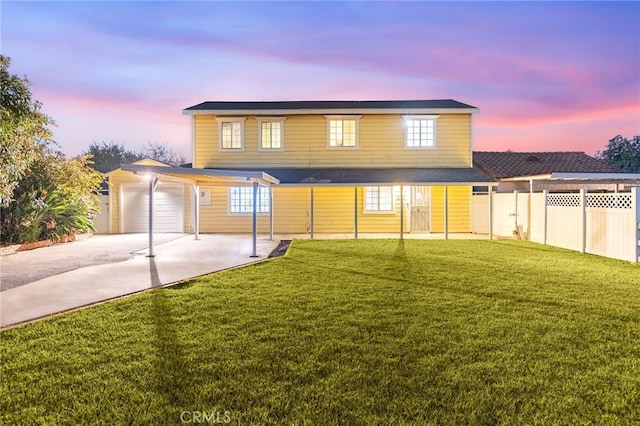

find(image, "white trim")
[118,184,124,233]
[216,117,246,152]
[184,108,478,116]
[227,185,270,215]
[363,186,394,213]
[256,117,286,152]
[324,115,361,149]
[403,115,439,150]
[191,115,196,167]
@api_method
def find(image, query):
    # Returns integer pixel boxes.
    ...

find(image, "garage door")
[121,183,184,233]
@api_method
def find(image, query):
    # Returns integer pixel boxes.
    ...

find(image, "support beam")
[633,187,640,263]
[251,181,258,257]
[192,183,200,240]
[400,185,404,239]
[269,185,273,241]
[147,177,159,257]
[527,179,533,241]
[444,186,449,240]
[580,188,587,253]
[543,189,548,245]
[488,187,493,240]
[310,187,315,239]
[354,186,358,239]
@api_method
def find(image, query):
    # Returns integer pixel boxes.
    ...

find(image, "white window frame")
[403,115,439,149]
[216,117,246,151]
[325,115,361,149]
[257,117,286,151]
[228,186,270,214]
[364,186,394,213]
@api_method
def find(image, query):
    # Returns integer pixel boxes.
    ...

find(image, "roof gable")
[473,151,621,179]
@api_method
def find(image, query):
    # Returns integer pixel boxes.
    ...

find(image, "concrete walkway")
[0,234,278,328]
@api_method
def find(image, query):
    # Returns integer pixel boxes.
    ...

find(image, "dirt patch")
[268,240,291,258]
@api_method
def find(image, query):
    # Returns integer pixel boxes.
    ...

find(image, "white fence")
[473,188,640,262]
[92,194,110,234]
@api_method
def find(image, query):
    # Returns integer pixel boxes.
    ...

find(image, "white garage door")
[121,183,184,233]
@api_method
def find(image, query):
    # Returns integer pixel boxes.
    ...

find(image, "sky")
[2,1,639,160]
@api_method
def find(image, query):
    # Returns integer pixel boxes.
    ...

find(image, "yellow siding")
[274,187,309,233]
[431,186,471,233]
[312,187,354,233]
[357,187,408,233]
[194,114,471,169]
[196,186,309,233]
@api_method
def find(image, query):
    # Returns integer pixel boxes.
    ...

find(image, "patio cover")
[120,164,279,186]
[205,167,496,186]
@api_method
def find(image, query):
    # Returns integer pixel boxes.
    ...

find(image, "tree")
[0,56,103,244]
[84,141,186,173]
[85,141,143,173]
[595,135,640,173]
[0,147,103,244]
[0,55,54,205]
[141,141,186,166]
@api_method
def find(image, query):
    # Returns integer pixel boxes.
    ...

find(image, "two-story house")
[105,100,495,238]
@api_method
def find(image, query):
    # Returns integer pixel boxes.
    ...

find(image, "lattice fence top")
[546,193,633,209]
[586,194,632,209]
[547,194,581,207]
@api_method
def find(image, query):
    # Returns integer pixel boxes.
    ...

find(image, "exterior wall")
[193,113,472,169]
[430,186,471,233]
[193,186,405,234]
[190,185,469,235]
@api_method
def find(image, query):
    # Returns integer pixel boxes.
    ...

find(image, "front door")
[410,186,430,232]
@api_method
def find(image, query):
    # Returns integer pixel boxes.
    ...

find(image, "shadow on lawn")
[148,257,189,410]
[284,239,415,287]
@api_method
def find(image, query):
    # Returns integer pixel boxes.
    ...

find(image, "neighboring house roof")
[183,99,477,114]
[472,151,620,180]
[207,167,495,186]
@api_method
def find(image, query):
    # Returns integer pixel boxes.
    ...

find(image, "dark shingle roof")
[185,99,477,112]
[206,167,494,185]
[473,151,621,179]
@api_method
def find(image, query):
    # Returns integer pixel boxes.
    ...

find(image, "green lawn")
[2,240,639,425]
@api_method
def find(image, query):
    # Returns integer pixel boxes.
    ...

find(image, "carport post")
[444,186,449,240]
[251,181,258,258]
[310,187,315,239]
[192,183,200,240]
[269,185,273,241]
[400,185,404,239]
[354,186,358,239]
[147,177,159,257]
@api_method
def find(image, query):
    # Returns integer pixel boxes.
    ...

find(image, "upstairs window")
[325,115,361,148]
[365,186,393,212]
[229,186,270,214]
[404,115,438,148]
[217,117,245,150]
[258,118,285,151]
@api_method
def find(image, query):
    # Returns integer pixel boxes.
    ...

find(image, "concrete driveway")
[1,233,184,291]
[0,234,279,328]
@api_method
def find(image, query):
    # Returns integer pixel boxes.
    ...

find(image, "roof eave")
[183,107,478,116]
[120,164,280,185]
